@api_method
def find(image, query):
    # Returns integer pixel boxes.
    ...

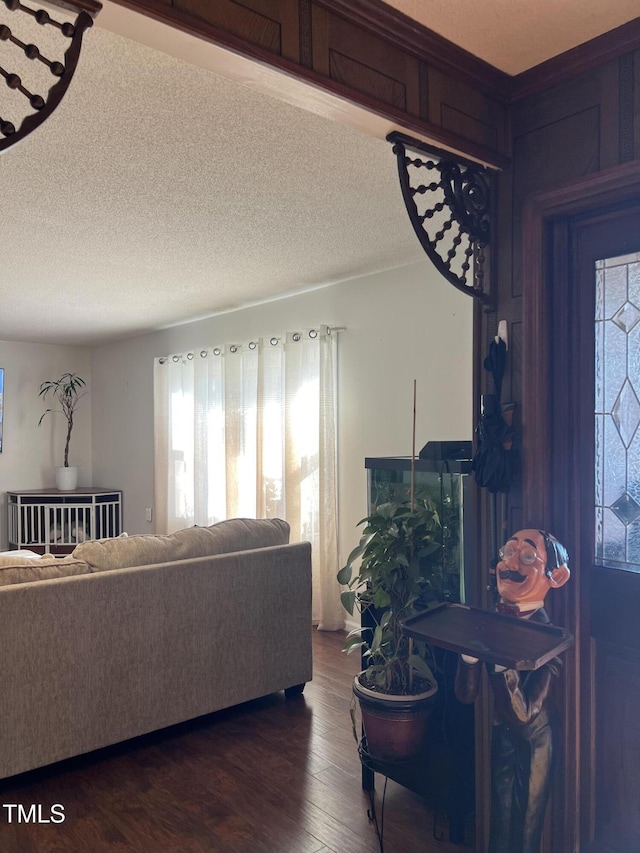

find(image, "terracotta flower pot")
[353,674,438,764]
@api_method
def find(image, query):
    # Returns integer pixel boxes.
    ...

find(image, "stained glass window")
[595,252,640,569]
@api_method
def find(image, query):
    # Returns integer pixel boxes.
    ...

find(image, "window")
[595,253,640,570]
[154,327,343,628]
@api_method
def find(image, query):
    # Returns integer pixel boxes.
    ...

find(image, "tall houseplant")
[337,492,442,762]
[38,373,87,491]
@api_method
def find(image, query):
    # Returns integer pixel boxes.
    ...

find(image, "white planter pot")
[56,466,78,491]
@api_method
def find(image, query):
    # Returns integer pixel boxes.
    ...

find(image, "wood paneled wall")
[488,47,640,554]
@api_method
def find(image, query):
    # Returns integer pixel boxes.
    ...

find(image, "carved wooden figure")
[455,529,570,853]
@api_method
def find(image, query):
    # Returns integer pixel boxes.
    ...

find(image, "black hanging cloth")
[472,338,513,494]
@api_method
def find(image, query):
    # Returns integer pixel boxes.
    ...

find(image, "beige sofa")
[0,518,312,779]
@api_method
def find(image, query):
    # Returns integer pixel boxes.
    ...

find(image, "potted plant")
[38,372,87,491]
[337,492,442,763]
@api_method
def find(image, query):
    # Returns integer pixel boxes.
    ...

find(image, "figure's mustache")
[498,569,526,583]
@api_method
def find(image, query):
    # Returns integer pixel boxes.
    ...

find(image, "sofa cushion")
[72,518,290,572]
[0,553,90,587]
[207,517,290,550]
[0,549,42,559]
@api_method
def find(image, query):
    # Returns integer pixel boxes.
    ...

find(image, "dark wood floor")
[0,630,470,852]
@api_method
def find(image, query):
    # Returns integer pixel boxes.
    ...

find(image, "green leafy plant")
[38,373,87,467]
[337,495,442,695]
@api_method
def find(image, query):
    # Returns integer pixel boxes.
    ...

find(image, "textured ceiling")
[0,21,423,346]
[1,1,638,345]
[383,0,640,74]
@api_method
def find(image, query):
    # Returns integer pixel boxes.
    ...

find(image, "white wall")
[0,341,92,548]
[91,260,473,570]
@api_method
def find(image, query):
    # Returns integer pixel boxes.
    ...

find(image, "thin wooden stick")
[410,379,416,512]
[409,379,417,693]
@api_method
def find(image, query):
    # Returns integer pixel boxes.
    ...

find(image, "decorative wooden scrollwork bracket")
[387,131,493,302]
[0,0,101,153]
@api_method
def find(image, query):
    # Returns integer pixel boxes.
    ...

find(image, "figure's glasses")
[498,542,542,566]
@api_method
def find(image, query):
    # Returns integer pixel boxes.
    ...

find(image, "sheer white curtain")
[153,326,343,630]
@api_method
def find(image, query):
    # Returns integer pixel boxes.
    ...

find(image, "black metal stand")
[357,651,475,846]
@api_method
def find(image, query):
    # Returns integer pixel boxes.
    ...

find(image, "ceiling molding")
[313,0,511,100]
[510,16,640,102]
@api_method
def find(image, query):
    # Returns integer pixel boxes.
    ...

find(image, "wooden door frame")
[520,160,640,853]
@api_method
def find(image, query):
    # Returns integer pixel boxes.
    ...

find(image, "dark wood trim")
[548,213,582,853]
[53,0,103,16]
[619,52,635,162]
[107,0,640,114]
[511,16,640,102]
[521,160,640,853]
[520,198,549,528]
[312,0,510,98]
[298,0,312,68]
[523,159,640,226]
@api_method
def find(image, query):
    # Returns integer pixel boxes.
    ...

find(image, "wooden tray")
[402,603,574,671]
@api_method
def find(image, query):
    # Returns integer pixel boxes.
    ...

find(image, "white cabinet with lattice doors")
[7,489,122,554]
